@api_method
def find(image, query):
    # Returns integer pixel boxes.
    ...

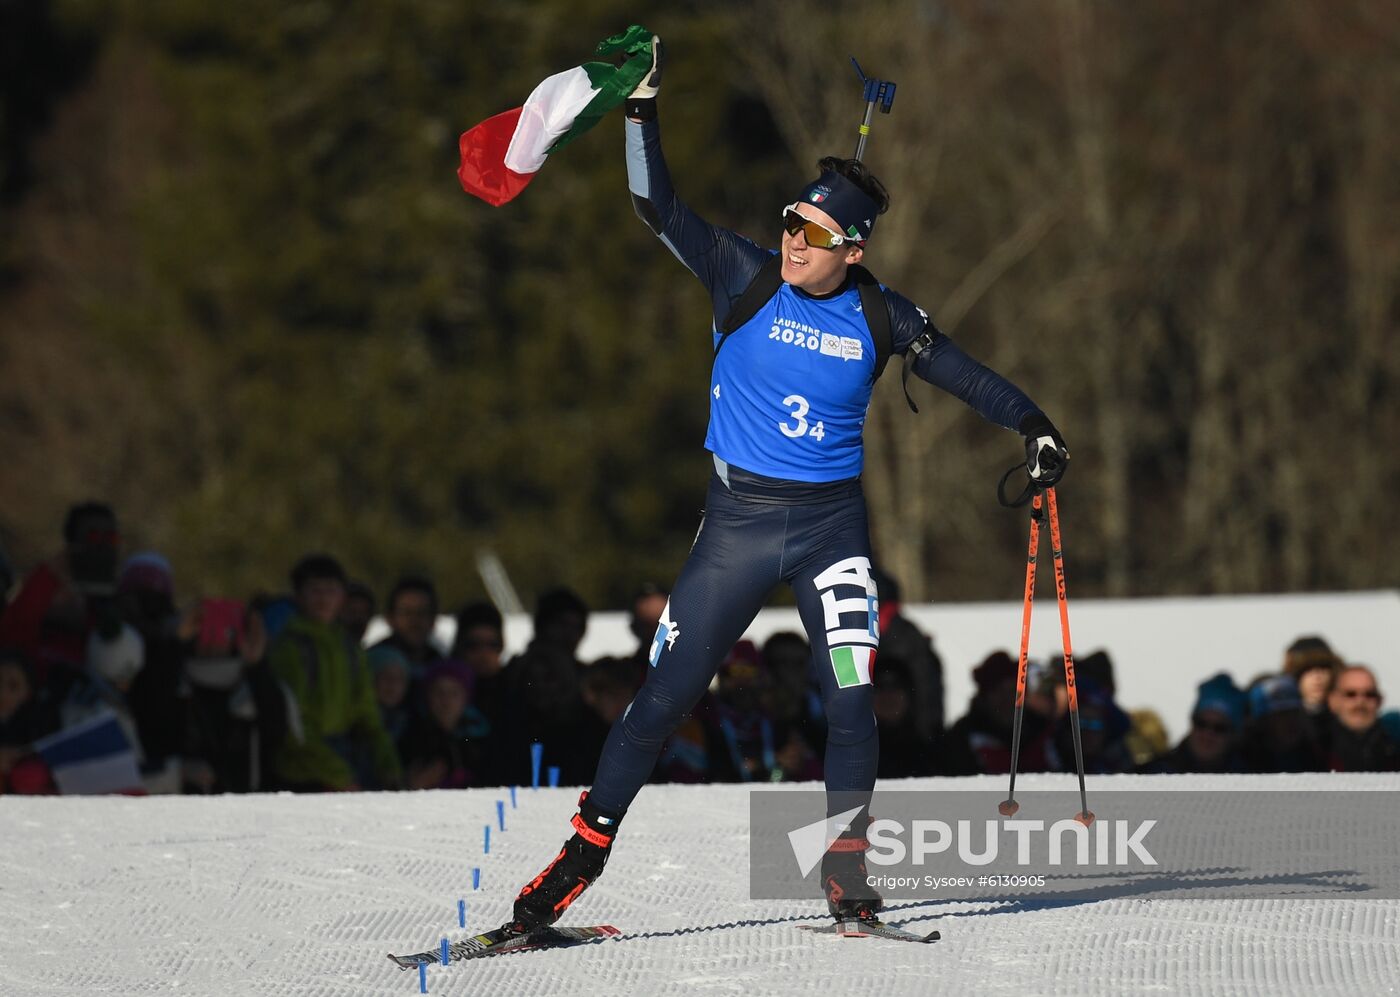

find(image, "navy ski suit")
[587,116,1044,818]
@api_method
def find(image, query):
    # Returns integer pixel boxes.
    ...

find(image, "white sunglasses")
[781,203,855,249]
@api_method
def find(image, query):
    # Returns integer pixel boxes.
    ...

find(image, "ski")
[798,918,940,943]
[388,924,620,969]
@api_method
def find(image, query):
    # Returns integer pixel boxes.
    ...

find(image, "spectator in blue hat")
[1140,673,1247,774]
[1049,678,1132,775]
[1243,674,1324,773]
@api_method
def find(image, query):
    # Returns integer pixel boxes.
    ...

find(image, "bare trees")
[736,0,1398,599]
[2,2,1394,603]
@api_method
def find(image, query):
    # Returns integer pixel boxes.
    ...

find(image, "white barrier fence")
[368,589,1400,744]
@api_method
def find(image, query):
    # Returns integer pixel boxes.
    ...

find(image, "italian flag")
[830,646,875,689]
[458,25,654,206]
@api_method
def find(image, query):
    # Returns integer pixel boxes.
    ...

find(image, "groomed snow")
[2,774,1397,996]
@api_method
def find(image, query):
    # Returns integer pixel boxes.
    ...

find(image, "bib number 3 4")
[779,394,825,441]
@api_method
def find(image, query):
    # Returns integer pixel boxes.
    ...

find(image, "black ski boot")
[505,791,623,934]
[821,817,883,923]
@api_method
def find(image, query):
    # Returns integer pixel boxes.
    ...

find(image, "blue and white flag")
[32,711,143,795]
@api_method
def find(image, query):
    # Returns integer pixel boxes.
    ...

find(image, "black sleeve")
[883,286,1043,431]
[625,116,772,330]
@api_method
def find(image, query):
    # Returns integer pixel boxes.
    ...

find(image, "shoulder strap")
[849,265,892,381]
[717,254,784,347]
[849,264,922,413]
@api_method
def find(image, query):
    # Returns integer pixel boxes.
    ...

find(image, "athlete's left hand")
[1020,413,1069,487]
[631,34,663,100]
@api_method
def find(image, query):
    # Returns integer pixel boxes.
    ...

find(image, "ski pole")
[1046,487,1093,826]
[999,491,1043,818]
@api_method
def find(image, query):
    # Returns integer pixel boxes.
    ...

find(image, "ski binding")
[798,918,940,943]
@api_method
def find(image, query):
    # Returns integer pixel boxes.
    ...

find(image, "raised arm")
[623,49,767,325]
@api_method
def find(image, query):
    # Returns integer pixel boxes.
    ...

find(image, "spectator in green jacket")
[269,554,400,791]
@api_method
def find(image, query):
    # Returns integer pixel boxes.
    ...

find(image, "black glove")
[1019,413,1069,487]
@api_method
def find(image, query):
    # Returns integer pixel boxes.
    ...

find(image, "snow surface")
[3,774,1398,996]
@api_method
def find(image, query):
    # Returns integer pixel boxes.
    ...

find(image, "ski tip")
[387,954,434,971]
[547,924,621,937]
[533,923,622,945]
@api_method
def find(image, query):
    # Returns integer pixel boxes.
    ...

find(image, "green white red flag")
[457,25,654,206]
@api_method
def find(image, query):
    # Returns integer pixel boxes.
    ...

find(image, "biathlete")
[505,36,1068,932]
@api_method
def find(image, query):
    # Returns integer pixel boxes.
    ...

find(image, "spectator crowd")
[2,502,1397,797]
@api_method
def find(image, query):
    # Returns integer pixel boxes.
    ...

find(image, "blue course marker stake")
[484,824,491,854]
[548,766,560,788]
[497,800,506,832]
[510,785,518,809]
[472,867,481,890]
[418,960,427,992]
[458,899,466,928]
[530,743,543,790]
[441,938,450,966]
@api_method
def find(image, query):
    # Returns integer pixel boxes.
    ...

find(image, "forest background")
[2,0,1396,609]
